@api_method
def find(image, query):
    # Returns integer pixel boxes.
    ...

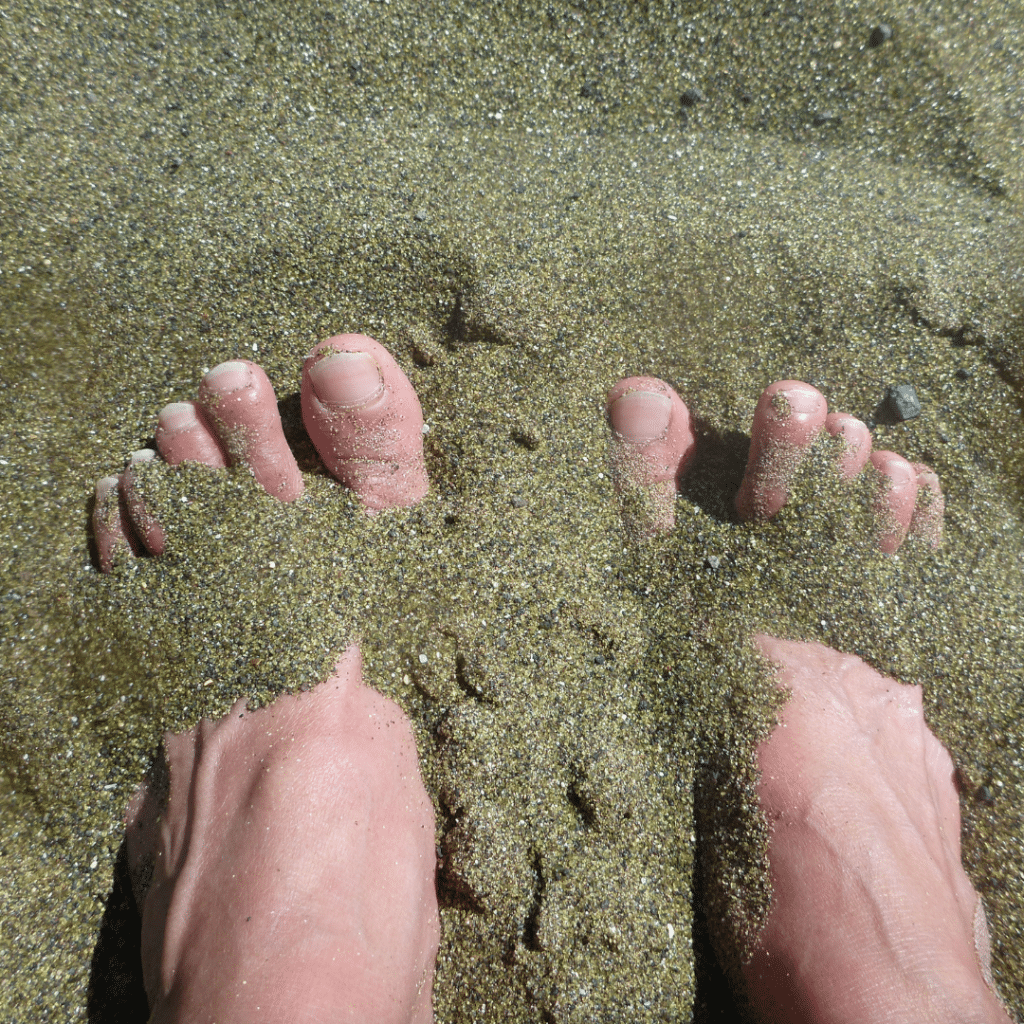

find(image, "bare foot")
[605,375,1014,1023]
[92,334,428,571]
[126,646,440,1024]
[746,634,1013,1024]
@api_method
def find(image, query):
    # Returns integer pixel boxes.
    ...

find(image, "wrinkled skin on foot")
[746,635,1014,1024]
[126,646,440,1024]
[603,375,1013,1022]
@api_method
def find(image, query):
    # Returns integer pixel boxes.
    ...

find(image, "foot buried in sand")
[126,645,440,1024]
[92,334,428,572]
[607,375,1013,1023]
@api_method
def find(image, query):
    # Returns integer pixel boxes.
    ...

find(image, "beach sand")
[1,0,1023,1020]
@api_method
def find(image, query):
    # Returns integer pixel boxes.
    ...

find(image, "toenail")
[308,350,384,408]
[158,402,200,432]
[871,451,914,486]
[129,448,157,466]
[203,360,251,393]
[95,475,120,500]
[610,390,672,443]
[773,384,825,418]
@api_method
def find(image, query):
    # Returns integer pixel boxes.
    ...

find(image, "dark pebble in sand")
[680,87,706,107]
[813,109,841,126]
[869,23,894,48]
[879,383,922,423]
[976,784,996,806]
[704,555,721,570]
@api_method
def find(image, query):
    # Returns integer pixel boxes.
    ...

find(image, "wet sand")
[1,0,1023,1020]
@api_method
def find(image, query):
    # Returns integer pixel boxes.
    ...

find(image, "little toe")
[197,360,304,502]
[93,475,142,572]
[301,334,429,511]
[736,380,828,521]
[909,462,944,549]
[606,376,696,536]
[869,450,919,553]
[121,449,167,556]
[824,411,872,480]
[154,401,228,468]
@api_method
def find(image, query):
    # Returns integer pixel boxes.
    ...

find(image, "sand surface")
[2,0,1024,1020]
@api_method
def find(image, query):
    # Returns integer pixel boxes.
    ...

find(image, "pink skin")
[824,412,872,480]
[301,334,429,512]
[605,375,697,535]
[746,635,1013,1024]
[196,360,304,502]
[605,375,1008,1021]
[92,337,428,571]
[126,645,440,1024]
[93,474,144,573]
[736,380,829,521]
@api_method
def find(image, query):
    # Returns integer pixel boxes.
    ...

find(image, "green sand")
[2,0,1024,1020]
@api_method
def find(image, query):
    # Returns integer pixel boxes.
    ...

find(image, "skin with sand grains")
[92,340,1012,1023]
[607,373,1010,1024]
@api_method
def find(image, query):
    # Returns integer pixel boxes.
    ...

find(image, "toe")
[121,449,167,556]
[869,450,918,553]
[824,411,872,480]
[606,376,696,536]
[736,380,828,521]
[155,401,228,468]
[93,475,142,572]
[909,462,944,549]
[197,360,304,502]
[301,334,429,511]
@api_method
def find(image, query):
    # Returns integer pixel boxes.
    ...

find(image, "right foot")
[92,334,429,572]
[605,376,1011,1024]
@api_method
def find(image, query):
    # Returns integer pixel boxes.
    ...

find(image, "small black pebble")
[681,87,706,107]
[869,23,893,47]
[955,367,972,380]
[976,784,995,806]
[813,110,841,126]
[880,383,921,422]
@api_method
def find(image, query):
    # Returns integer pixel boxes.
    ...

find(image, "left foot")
[92,334,428,572]
[127,645,440,1024]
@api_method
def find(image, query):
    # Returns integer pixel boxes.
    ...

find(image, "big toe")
[197,359,303,501]
[606,375,696,537]
[301,334,428,511]
[736,380,828,521]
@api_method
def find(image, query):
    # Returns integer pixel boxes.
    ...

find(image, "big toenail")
[203,360,251,393]
[774,384,825,418]
[610,391,672,443]
[308,351,384,407]
[158,402,200,433]
[129,448,157,466]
